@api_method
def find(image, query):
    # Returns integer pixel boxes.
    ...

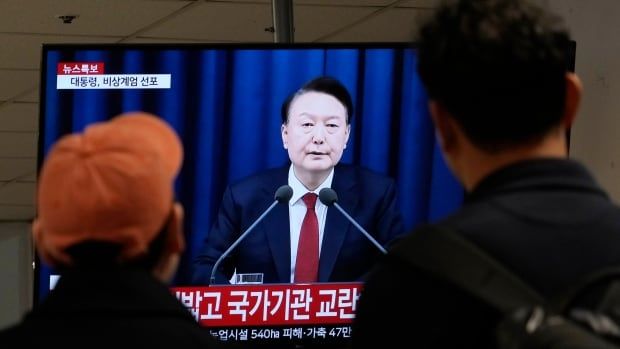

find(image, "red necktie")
[294,193,319,283]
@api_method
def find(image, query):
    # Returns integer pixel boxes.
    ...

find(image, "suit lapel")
[264,203,291,283]
[319,166,357,281]
[262,167,291,283]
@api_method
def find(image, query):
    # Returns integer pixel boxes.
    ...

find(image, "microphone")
[209,184,293,285]
[319,188,387,255]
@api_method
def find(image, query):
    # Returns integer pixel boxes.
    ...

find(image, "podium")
[172,282,362,345]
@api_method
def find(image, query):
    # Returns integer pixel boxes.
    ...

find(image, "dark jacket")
[0,267,228,348]
[353,159,620,348]
[193,164,405,284]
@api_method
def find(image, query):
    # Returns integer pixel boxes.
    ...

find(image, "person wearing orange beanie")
[0,112,227,348]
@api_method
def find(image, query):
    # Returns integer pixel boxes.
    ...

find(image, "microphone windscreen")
[274,185,293,203]
[319,188,338,206]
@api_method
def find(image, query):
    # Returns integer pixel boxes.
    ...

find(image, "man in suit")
[0,113,227,347]
[352,0,620,348]
[193,76,405,285]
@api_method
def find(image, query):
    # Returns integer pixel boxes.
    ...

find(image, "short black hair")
[417,0,572,152]
[281,76,354,125]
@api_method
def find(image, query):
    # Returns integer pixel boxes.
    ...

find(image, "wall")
[549,0,620,201]
[0,222,32,329]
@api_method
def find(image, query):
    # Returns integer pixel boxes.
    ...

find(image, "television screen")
[37,43,464,346]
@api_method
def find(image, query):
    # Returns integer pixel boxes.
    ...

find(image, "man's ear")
[166,202,185,255]
[563,72,582,128]
[281,123,289,149]
[429,100,458,152]
[152,203,185,283]
[32,219,51,265]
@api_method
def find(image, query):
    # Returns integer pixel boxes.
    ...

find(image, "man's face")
[281,91,350,177]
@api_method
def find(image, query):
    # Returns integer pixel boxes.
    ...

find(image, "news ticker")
[172,282,362,327]
[56,74,171,89]
[55,62,171,89]
[208,325,352,343]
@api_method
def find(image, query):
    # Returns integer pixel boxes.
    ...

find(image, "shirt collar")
[466,158,606,203]
[288,165,334,205]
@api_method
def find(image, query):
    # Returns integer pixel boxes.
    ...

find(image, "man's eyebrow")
[295,113,344,120]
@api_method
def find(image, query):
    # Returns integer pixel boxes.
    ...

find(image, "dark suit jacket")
[352,159,620,349]
[0,267,228,349]
[192,164,405,285]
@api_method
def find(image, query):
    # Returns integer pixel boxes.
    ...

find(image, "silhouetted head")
[417,0,572,152]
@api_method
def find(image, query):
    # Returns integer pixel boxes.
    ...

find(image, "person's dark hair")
[281,76,354,125]
[417,0,572,152]
[61,215,170,271]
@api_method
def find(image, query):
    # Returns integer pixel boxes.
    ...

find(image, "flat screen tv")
[36,43,465,345]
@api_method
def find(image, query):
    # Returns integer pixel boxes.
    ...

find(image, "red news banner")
[172,282,362,327]
[57,62,104,75]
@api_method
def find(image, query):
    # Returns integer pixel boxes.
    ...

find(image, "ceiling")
[0,0,439,221]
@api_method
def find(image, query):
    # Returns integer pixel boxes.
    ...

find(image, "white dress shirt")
[287,165,333,283]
